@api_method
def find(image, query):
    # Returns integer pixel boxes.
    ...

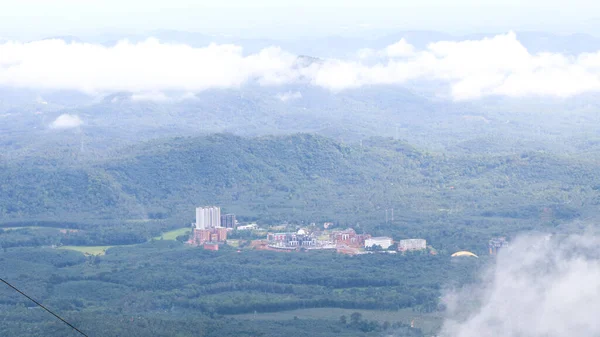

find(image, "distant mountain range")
[4,81,600,162]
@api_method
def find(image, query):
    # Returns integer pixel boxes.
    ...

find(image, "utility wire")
[0,277,89,337]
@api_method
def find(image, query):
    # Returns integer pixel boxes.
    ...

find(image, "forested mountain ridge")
[1,133,595,246]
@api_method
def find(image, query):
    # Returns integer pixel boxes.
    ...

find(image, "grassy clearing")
[154,227,191,241]
[125,219,154,223]
[59,228,191,256]
[2,227,35,231]
[228,308,444,334]
[58,246,113,256]
[2,226,54,231]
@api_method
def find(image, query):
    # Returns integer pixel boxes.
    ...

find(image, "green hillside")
[0,133,597,253]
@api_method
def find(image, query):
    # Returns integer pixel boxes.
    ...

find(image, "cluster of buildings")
[187,206,470,256]
[265,228,369,251]
[267,230,316,249]
[188,206,237,250]
[488,237,509,255]
[265,226,427,255]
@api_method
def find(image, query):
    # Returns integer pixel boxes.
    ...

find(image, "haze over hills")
[5,8,600,335]
[4,82,600,162]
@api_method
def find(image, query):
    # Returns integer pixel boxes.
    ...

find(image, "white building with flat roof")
[195,206,221,229]
[398,239,427,251]
[365,237,393,249]
[236,223,258,231]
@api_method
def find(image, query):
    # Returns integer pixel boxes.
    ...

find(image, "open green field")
[58,228,191,256]
[125,219,154,223]
[2,226,41,231]
[154,227,191,240]
[1,226,63,231]
[228,308,444,334]
[58,245,114,256]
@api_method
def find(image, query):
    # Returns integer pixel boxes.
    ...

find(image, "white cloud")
[50,114,82,129]
[314,32,600,99]
[4,33,600,100]
[383,39,415,58]
[130,92,170,102]
[130,91,198,102]
[276,91,302,102]
[357,48,376,60]
[0,38,298,94]
[441,233,600,337]
[356,39,414,60]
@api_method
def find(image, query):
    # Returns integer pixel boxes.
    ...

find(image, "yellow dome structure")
[451,251,479,258]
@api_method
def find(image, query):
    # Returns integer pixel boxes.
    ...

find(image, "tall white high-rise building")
[195,206,221,229]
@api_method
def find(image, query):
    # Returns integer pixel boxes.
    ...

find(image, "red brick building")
[189,227,228,246]
[330,228,370,248]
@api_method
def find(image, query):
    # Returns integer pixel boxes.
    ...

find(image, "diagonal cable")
[0,278,89,337]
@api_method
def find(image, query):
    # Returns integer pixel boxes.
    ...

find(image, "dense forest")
[0,241,480,336]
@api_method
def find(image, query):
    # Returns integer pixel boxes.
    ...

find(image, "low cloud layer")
[276,91,302,102]
[441,233,600,337]
[3,32,600,100]
[0,39,300,94]
[50,114,83,129]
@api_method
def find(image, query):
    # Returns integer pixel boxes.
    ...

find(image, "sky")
[1,0,600,39]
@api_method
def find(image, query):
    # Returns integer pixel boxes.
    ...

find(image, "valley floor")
[229,307,444,334]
